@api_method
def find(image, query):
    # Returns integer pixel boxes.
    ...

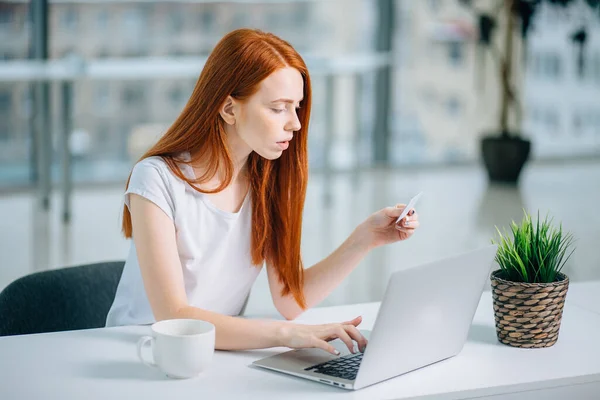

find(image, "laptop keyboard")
[304,352,363,381]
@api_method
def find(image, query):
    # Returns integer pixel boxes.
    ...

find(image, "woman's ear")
[219,96,236,125]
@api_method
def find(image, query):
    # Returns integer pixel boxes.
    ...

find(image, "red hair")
[122,29,311,310]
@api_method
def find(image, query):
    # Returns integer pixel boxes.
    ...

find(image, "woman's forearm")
[168,225,372,346]
[172,306,286,350]
[276,224,373,320]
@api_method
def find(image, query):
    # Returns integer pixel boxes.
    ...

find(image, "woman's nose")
[288,114,301,131]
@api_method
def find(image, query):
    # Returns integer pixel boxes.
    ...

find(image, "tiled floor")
[1,160,599,316]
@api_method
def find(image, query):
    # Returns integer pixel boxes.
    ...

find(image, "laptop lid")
[354,245,498,389]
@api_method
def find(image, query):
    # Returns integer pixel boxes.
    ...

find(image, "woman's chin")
[255,148,284,161]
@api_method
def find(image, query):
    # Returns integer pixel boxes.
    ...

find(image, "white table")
[1,282,599,400]
[563,280,600,315]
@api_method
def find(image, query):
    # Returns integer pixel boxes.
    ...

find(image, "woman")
[106,29,420,356]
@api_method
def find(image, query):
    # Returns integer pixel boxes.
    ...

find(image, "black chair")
[0,261,125,337]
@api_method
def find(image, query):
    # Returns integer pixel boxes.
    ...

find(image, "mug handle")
[136,336,157,369]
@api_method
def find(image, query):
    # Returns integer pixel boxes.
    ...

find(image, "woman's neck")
[191,125,252,188]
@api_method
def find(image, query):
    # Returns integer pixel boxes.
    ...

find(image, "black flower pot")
[481,134,531,184]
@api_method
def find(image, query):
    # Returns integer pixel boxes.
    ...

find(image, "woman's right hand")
[276,316,368,355]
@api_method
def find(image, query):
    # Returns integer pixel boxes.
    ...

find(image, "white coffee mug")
[137,319,216,379]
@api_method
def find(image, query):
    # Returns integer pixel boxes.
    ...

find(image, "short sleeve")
[125,158,175,221]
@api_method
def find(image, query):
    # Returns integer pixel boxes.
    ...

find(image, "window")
[232,10,248,28]
[544,6,561,25]
[199,7,215,32]
[61,7,78,32]
[0,90,11,114]
[428,0,441,13]
[124,9,144,34]
[96,123,110,145]
[572,113,581,132]
[448,42,463,67]
[0,8,13,25]
[169,9,184,34]
[574,110,600,134]
[58,47,77,59]
[293,3,310,28]
[592,53,600,83]
[0,90,11,142]
[168,48,184,57]
[528,106,539,123]
[529,51,542,76]
[94,84,110,109]
[529,52,563,80]
[544,53,562,79]
[0,125,9,142]
[122,84,146,107]
[124,48,148,58]
[421,89,437,107]
[96,9,109,30]
[0,51,16,61]
[545,109,560,134]
[168,86,187,106]
[96,48,110,59]
[447,96,462,117]
[19,87,32,118]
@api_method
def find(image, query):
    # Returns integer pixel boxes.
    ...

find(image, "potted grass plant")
[490,211,576,348]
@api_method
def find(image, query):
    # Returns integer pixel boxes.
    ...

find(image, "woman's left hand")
[359,204,420,250]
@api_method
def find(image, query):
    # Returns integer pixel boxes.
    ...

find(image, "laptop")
[252,245,498,390]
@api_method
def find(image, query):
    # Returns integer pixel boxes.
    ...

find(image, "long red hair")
[122,29,311,310]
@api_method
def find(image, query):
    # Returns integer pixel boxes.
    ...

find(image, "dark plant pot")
[481,135,531,183]
[490,270,569,348]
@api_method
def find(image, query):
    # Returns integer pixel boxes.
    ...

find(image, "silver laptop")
[252,245,498,390]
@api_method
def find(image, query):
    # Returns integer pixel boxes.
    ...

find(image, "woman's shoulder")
[129,155,192,192]
[132,154,190,180]
[134,155,169,172]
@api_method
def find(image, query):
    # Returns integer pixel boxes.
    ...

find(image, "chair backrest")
[0,261,125,337]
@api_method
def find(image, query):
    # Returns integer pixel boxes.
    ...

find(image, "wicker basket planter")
[491,269,569,348]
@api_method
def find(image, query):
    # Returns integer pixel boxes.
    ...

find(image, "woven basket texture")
[491,270,569,348]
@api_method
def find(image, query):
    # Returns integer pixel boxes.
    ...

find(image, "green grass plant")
[492,211,575,283]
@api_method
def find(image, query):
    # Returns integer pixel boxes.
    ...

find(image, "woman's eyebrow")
[270,98,303,104]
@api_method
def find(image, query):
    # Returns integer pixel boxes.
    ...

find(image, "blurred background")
[0,0,599,316]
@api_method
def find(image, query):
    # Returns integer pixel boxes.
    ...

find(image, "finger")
[311,336,340,356]
[330,326,356,354]
[396,226,416,233]
[395,224,416,234]
[385,205,407,219]
[400,210,417,223]
[403,219,420,228]
[341,316,362,327]
[402,212,419,227]
[344,324,368,353]
[389,206,418,224]
[409,211,419,220]
[403,208,419,221]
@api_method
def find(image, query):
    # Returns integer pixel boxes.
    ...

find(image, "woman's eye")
[271,108,285,114]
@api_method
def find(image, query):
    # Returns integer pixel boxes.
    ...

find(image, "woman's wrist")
[351,222,376,253]
[272,320,293,347]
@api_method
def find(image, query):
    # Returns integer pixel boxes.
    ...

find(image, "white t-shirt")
[105,154,261,327]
